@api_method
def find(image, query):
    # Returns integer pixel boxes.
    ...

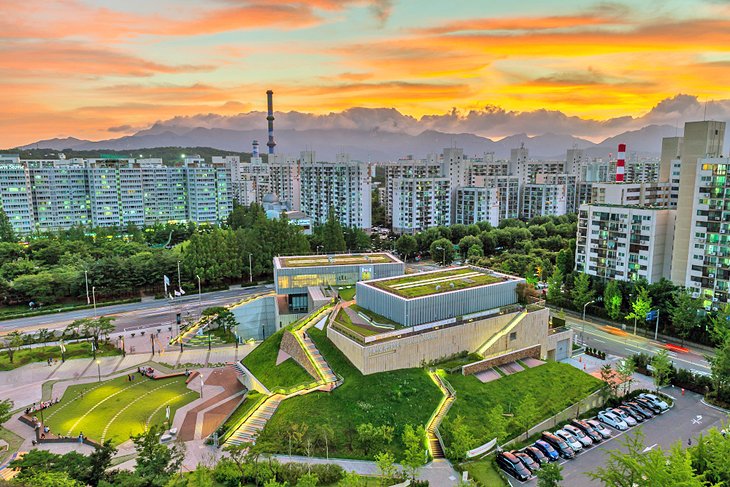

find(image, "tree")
[321,208,346,253]
[429,238,454,265]
[20,471,83,486]
[600,364,619,400]
[296,473,319,487]
[555,248,573,276]
[707,336,730,404]
[203,306,237,339]
[588,431,705,487]
[670,288,704,346]
[536,461,563,487]
[651,349,673,391]
[483,404,508,443]
[546,268,563,303]
[458,236,481,258]
[626,286,652,336]
[571,272,595,312]
[0,399,12,424]
[466,245,484,263]
[2,330,24,364]
[616,357,636,396]
[338,470,365,487]
[513,393,539,440]
[394,234,417,262]
[374,451,397,487]
[77,317,116,358]
[401,424,427,479]
[0,207,17,243]
[85,440,117,486]
[604,280,623,321]
[689,427,730,484]
[131,424,185,487]
[446,415,477,462]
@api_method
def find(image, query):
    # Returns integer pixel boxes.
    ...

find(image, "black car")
[635,397,663,415]
[626,401,654,418]
[522,445,549,465]
[496,451,532,481]
[533,439,560,462]
[618,404,645,422]
[541,432,576,459]
[513,451,540,473]
[570,419,603,443]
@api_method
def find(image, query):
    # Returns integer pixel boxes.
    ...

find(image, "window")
[509,332,517,341]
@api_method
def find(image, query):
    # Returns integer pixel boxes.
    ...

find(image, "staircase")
[476,310,528,357]
[426,372,455,460]
[300,333,338,383]
[225,393,285,445]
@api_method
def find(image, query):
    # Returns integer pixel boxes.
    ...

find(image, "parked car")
[618,405,645,422]
[556,429,583,452]
[639,393,670,412]
[611,407,637,426]
[496,451,532,481]
[541,432,576,459]
[635,397,663,415]
[598,410,629,430]
[533,439,560,462]
[564,424,594,447]
[512,450,540,473]
[522,445,549,465]
[570,419,603,443]
[624,401,654,419]
[586,418,613,439]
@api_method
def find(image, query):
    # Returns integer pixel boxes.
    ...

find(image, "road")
[557,311,712,374]
[0,286,270,335]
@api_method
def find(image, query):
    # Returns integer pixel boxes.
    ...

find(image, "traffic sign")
[646,310,658,321]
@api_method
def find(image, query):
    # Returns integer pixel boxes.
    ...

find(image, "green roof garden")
[278,253,399,268]
[368,267,506,299]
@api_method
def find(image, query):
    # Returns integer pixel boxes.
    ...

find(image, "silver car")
[564,424,593,447]
[555,429,583,452]
[598,410,628,430]
[611,407,637,427]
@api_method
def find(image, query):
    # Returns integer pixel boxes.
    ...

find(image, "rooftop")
[365,266,514,299]
[277,252,400,269]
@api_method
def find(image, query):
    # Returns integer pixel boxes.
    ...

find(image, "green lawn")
[43,375,197,445]
[0,426,23,465]
[280,254,395,268]
[441,361,603,448]
[0,341,121,371]
[370,268,501,298]
[217,391,263,441]
[258,326,442,461]
[333,309,379,338]
[337,286,356,301]
[461,459,508,487]
[241,329,314,392]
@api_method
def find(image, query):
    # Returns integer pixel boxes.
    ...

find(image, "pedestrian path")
[426,371,456,460]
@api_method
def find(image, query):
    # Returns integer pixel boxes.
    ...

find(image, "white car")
[639,393,670,412]
[564,424,593,447]
[598,410,628,430]
[555,429,583,452]
[611,407,637,427]
[586,419,613,439]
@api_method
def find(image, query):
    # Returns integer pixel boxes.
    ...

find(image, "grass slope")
[443,361,603,447]
[43,375,197,444]
[259,326,442,460]
[0,342,121,371]
[241,329,313,392]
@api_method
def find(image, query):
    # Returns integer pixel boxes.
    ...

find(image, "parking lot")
[503,388,729,486]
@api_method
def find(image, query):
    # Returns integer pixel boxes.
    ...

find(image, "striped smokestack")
[266,90,276,155]
[616,143,626,182]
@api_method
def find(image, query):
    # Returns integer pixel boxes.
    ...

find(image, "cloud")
[107,125,136,133]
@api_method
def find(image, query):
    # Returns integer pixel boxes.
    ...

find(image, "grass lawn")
[0,341,121,371]
[258,326,442,461]
[370,268,501,299]
[0,426,23,465]
[217,391,263,441]
[337,286,356,301]
[241,328,314,392]
[280,254,395,268]
[441,361,603,448]
[43,375,197,445]
[461,459,508,487]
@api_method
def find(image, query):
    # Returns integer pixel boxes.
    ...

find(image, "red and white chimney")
[616,143,626,182]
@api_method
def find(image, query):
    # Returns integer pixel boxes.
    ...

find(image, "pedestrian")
[688,438,692,446]
[79,432,83,443]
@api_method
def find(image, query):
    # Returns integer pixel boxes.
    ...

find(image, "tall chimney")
[252,140,259,158]
[266,90,276,155]
[616,143,626,182]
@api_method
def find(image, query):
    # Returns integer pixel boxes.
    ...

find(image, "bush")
[673,368,712,395]
[212,459,243,487]
[274,462,344,485]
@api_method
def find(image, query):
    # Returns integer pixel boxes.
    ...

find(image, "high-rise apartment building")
[269,153,301,212]
[454,187,499,226]
[521,184,567,220]
[0,155,34,235]
[391,178,450,234]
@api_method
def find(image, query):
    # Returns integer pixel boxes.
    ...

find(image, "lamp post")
[92,286,97,319]
[582,299,597,345]
[208,328,212,351]
[96,359,101,382]
[196,274,202,316]
[316,245,323,255]
[84,270,90,305]
[199,373,204,398]
[248,253,253,283]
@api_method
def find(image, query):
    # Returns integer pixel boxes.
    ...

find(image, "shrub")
[212,459,243,487]
[274,462,344,485]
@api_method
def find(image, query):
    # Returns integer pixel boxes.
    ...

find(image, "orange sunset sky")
[2,0,730,147]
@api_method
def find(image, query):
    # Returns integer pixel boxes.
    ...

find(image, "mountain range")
[19,123,691,161]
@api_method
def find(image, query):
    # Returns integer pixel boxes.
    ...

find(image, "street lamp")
[92,286,97,319]
[582,299,597,345]
[96,359,101,382]
[199,373,204,398]
[436,246,446,266]
[316,245,323,255]
[248,253,253,283]
[196,274,202,316]
[84,270,90,305]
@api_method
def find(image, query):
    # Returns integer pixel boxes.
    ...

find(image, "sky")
[2,0,730,147]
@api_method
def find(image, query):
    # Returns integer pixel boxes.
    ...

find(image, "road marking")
[642,443,657,453]
[593,338,606,343]
[692,415,703,425]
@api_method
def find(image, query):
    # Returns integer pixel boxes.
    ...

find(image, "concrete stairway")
[300,333,338,383]
[225,393,284,445]
[426,372,455,460]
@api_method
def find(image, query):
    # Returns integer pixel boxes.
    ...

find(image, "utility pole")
[582,299,596,345]
[92,286,97,319]
[249,253,253,283]
[84,270,90,305]
[196,275,202,316]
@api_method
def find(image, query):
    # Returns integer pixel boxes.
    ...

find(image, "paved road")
[558,311,712,373]
[0,286,270,335]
